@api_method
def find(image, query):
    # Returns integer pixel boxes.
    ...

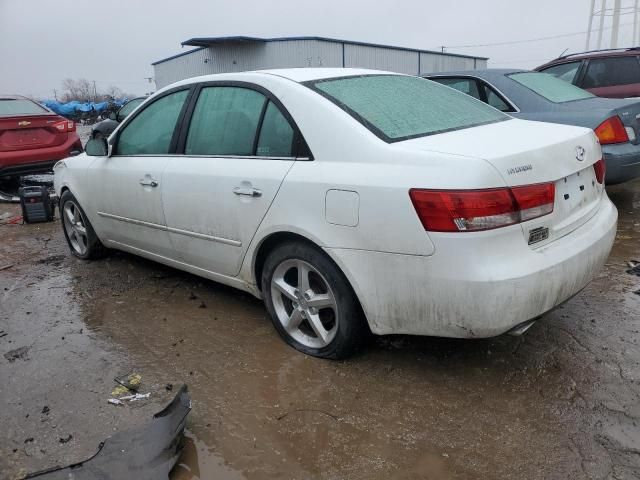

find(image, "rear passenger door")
[161,83,305,277]
[579,56,640,98]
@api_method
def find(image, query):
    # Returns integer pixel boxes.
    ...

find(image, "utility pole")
[597,0,607,48]
[586,0,597,49]
[92,80,97,101]
[610,0,622,48]
[634,0,639,45]
[53,89,58,101]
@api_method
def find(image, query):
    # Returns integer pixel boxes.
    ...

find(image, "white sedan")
[54,68,617,359]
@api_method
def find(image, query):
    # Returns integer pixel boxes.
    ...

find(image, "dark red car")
[536,48,640,98]
[0,95,82,177]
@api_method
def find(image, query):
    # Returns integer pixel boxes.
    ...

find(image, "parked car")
[91,97,146,139]
[535,48,640,98]
[426,69,640,184]
[0,95,82,177]
[54,69,617,359]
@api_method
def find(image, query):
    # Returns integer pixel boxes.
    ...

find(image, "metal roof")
[151,36,488,65]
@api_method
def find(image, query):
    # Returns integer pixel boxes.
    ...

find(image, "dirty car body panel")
[426,69,640,184]
[54,68,617,345]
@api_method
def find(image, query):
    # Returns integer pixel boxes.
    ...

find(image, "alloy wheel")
[270,259,339,349]
[63,201,89,256]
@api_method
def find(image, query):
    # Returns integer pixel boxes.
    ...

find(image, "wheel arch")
[250,230,371,333]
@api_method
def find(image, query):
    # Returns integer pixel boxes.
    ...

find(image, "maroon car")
[0,95,82,177]
[536,48,640,98]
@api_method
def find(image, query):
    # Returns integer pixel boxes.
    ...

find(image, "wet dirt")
[1,180,639,480]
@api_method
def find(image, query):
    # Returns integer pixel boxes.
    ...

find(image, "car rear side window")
[508,72,593,103]
[540,61,582,83]
[307,75,508,142]
[116,90,188,155]
[256,101,295,157]
[186,87,265,156]
[0,99,48,115]
[432,78,482,101]
[582,57,640,88]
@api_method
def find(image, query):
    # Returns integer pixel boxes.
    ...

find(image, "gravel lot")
[0,179,639,480]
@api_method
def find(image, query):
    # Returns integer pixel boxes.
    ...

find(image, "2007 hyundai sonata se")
[54,68,617,359]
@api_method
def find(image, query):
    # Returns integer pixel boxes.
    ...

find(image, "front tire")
[60,191,107,259]
[262,242,368,359]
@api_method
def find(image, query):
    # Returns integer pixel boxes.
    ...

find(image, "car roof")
[424,69,527,79]
[0,94,31,101]
[537,47,640,68]
[166,68,401,90]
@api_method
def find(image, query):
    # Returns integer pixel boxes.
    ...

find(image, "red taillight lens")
[594,116,628,144]
[593,158,606,184]
[409,183,555,232]
[53,120,75,133]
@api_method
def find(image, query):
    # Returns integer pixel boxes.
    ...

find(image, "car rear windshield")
[0,99,48,115]
[306,75,509,142]
[508,72,594,103]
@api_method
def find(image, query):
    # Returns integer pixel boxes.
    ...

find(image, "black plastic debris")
[627,260,640,276]
[25,385,192,480]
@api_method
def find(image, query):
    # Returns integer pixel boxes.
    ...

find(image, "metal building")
[151,36,488,89]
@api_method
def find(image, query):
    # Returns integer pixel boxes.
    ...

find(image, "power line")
[442,20,634,49]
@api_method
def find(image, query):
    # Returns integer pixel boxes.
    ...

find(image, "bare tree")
[60,78,93,102]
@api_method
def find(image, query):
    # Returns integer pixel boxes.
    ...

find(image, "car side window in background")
[186,87,265,156]
[256,102,295,157]
[116,90,188,155]
[540,61,582,83]
[582,57,640,88]
[117,98,145,118]
[433,78,482,100]
[482,85,512,112]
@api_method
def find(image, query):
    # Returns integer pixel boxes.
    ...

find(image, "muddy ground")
[0,178,639,480]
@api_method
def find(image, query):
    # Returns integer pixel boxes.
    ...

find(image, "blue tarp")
[41,98,129,117]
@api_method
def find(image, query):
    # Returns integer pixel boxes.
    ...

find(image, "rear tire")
[262,241,368,359]
[60,190,107,260]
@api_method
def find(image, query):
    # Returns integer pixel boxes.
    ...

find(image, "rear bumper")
[326,196,618,337]
[0,133,82,177]
[603,143,640,184]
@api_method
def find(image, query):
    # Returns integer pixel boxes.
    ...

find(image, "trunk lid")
[0,114,68,152]
[401,118,605,247]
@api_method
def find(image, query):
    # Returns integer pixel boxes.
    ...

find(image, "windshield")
[307,75,508,142]
[509,72,594,103]
[0,99,48,116]
[118,98,145,118]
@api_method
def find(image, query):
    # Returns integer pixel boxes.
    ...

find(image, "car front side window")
[115,90,188,155]
[185,87,266,156]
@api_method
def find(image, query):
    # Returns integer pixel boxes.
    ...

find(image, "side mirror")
[108,111,117,121]
[85,137,109,156]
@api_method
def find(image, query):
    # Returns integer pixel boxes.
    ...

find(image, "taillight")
[594,116,628,144]
[593,158,606,184]
[53,120,75,133]
[409,183,555,232]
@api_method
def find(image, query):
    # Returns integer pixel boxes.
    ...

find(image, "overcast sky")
[1,0,637,99]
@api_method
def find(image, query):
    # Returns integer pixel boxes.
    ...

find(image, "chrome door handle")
[233,186,262,197]
[139,179,158,187]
